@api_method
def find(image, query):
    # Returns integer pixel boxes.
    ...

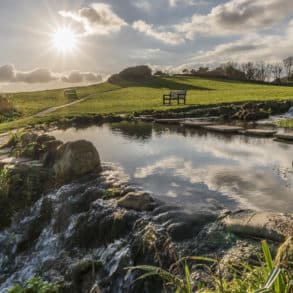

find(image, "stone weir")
[0,133,292,293]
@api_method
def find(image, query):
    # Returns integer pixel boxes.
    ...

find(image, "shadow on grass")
[109,76,212,91]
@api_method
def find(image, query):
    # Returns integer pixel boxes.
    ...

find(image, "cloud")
[0,65,57,83]
[59,3,127,35]
[0,65,16,82]
[189,20,293,64]
[0,65,102,85]
[133,20,185,45]
[62,71,102,83]
[16,68,58,83]
[176,0,293,39]
[169,0,198,7]
[133,0,152,11]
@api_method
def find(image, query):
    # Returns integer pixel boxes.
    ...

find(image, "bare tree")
[271,63,283,83]
[283,56,293,81]
[241,62,257,80]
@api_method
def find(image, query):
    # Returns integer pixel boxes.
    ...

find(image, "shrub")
[0,95,14,115]
[7,277,59,293]
[129,240,293,293]
[108,65,152,83]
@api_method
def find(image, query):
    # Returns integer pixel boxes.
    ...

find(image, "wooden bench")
[64,88,78,99]
[163,90,186,105]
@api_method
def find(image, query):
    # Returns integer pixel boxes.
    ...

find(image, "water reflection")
[51,122,293,213]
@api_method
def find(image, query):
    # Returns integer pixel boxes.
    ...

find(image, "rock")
[222,210,293,242]
[53,140,101,182]
[41,139,63,167]
[117,191,155,211]
[36,134,55,145]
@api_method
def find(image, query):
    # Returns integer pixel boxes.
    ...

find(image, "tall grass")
[0,95,15,114]
[129,240,293,293]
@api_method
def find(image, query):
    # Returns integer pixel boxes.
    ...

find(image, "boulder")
[222,210,293,242]
[117,191,155,211]
[53,140,101,181]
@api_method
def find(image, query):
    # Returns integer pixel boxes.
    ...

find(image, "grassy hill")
[1,76,293,132]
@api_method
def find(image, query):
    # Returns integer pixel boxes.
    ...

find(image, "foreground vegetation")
[0,75,292,133]
[7,239,292,293]
[130,240,292,293]
[278,119,293,128]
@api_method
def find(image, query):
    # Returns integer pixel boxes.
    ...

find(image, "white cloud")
[133,20,185,45]
[59,3,127,35]
[176,0,293,39]
[190,20,293,64]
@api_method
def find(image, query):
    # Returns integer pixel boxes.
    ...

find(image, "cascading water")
[0,163,216,293]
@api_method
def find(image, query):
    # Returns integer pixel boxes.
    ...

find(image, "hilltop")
[0,75,293,132]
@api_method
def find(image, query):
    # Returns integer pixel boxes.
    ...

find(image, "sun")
[52,27,78,54]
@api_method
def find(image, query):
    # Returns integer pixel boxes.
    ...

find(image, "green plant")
[129,240,293,293]
[7,277,59,293]
[0,167,10,199]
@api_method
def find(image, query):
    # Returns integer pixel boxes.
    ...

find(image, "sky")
[0,0,292,92]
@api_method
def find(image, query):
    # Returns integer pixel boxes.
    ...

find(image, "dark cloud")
[0,65,16,82]
[15,68,57,83]
[62,71,102,83]
[0,65,102,85]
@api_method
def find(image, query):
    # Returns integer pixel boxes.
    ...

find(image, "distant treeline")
[155,56,293,85]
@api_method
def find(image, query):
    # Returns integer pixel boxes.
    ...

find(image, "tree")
[241,62,257,80]
[283,56,293,81]
[182,68,189,74]
[271,63,283,83]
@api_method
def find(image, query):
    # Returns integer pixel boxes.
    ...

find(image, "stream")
[0,121,292,292]
[51,122,293,213]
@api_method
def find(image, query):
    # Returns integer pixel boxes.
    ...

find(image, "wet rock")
[41,139,63,167]
[36,134,55,145]
[53,140,101,182]
[218,240,261,278]
[65,259,103,293]
[164,211,218,241]
[117,191,155,211]
[222,210,293,241]
[66,206,137,248]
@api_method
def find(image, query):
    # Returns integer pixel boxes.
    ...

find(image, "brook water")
[51,122,293,213]
[1,121,293,292]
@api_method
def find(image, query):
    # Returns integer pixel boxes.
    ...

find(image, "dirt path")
[0,95,93,142]
[33,96,90,117]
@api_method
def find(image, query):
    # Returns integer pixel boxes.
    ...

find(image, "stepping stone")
[0,156,31,165]
[242,129,277,137]
[274,132,293,141]
[155,118,185,124]
[137,115,154,122]
[203,125,244,133]
[181,121,214,128]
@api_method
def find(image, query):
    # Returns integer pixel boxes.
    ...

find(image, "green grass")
[1,76,293,133]
[56,77,293,116]
[278,119,293,128]
[129,240,293,293]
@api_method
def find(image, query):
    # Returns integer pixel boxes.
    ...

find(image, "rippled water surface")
[51,122,293,213]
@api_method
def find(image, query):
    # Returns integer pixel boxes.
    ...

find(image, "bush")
[0,95,14,115]
[108,65,152,83]
[7,277,59,293]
